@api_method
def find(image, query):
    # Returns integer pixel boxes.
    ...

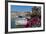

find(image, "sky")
[11,5,32,12]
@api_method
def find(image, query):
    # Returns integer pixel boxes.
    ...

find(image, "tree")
[31,6,41,17]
